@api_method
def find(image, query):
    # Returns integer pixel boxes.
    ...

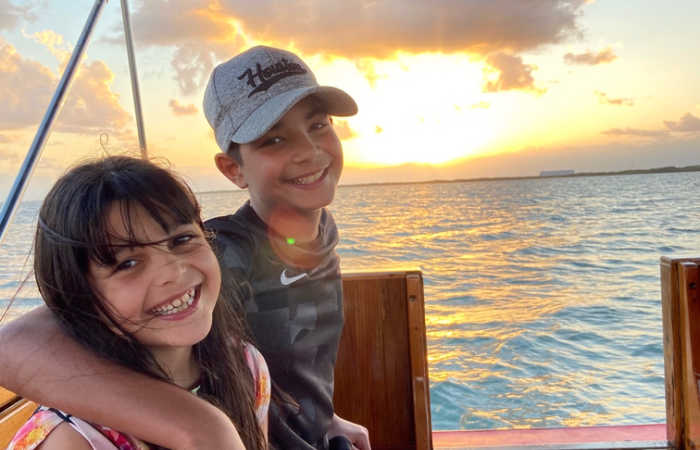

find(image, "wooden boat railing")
[661,257,700,449]
[336,269,672,450]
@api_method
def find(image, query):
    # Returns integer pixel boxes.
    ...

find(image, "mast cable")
[121,0,148,159]
[0,0,108,244]
[0,0,148,244]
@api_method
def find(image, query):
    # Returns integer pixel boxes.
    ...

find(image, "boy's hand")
[327,413,371,450]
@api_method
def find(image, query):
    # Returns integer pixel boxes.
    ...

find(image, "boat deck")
[433,424,669,449]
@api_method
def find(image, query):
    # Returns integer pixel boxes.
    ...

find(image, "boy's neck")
[253,203,323,243]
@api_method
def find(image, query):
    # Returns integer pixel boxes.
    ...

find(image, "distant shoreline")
[337,164,700,189]
[198,164,700,194]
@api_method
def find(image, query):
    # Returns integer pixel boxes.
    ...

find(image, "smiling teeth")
[151,288,195,316]
[292,170,324,185]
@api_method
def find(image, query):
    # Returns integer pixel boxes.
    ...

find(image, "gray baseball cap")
[203,46,358,151]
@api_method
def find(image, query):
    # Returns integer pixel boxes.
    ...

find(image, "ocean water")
[2,171,700,431]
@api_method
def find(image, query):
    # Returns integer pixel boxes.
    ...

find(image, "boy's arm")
[328,413,371,450]
[0,307,244,450]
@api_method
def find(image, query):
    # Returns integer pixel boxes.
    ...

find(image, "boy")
[203,46,368,449]
[0,46,369,450]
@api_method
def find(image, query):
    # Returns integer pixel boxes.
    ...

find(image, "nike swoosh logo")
[280,269,308,286]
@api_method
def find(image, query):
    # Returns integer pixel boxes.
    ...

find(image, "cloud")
[169,99,198,116]
[354,59,384,88]
[218,0,587,56]
[333,119,357,140]
[601,127,668,138]
[0,39,55,129]
[109,1,241,95]
[26,29,70,61]
[170,42,237,96]
[482,53,544,94]
[0,0,36,30]
[595,90,634,106]
[664,113,700,132]
[121,0,588,94]
[0,37,131,135]
[564,47,617,65]
[0,143,20,170]
[601,113,700,139]
[123,1,237,47]
[56,59,131,135]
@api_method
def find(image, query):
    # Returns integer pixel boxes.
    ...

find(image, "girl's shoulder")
[242,342,271,424]
[8,407,64,449]
[8,406,149,450]
[243,342,269,383]
[26,421,93,450]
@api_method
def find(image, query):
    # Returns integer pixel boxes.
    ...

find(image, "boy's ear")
[214,153,248,188]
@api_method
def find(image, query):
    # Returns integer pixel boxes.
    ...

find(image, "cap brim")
[231,86,358,144]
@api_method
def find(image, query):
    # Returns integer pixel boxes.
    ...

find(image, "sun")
[313,52,503,167]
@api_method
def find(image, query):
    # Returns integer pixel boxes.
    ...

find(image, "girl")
[8,156,269,450]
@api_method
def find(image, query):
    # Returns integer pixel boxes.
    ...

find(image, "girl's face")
[88,203,221,351]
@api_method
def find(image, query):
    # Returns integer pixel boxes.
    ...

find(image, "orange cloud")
[169,99,198,116]
[595,90,634,106]
[564,47,617,65]
[0,38,130,135]
[217,0,586,56]
[664,113,700,132]
[121,0,588,94]
[482,53,544,94]
[0,38,53,129]
[27,29,67,60]
[58,60,131,135]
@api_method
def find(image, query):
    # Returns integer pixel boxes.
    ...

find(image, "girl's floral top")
[8,344,270,450]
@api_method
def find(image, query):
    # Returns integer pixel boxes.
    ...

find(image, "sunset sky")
[1,0,699,199]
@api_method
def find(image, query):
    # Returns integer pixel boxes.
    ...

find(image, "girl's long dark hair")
[34,155,265,449]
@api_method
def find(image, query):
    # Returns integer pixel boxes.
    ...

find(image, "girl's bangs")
[88,163,202,266]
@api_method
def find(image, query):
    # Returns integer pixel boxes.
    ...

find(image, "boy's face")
[218,96,343,220]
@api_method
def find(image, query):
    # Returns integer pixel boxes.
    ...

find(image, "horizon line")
[196,164,700,195]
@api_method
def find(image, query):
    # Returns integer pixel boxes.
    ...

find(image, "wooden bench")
[0,387,36,448]
[334,270,432,450]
